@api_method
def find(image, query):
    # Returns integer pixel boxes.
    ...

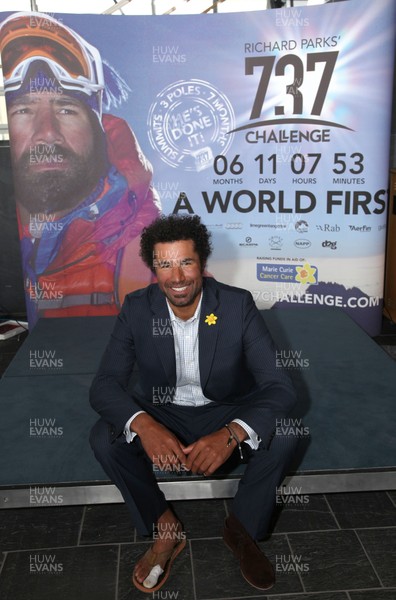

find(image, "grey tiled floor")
[0,322,395,599]
[0,493,395,599]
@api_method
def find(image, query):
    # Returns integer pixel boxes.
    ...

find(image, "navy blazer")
[89,277,297,447]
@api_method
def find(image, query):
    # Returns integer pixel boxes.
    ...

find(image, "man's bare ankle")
[154,511,183,548]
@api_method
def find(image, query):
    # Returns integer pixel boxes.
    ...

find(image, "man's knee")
[247,430,300,468]
[90,418,143,467]
[267,430,300,465]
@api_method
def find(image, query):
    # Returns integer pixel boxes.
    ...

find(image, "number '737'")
[246,51,339,120]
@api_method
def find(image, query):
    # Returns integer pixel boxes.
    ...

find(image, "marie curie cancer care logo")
[257,262,317,284]
[148,79,235,171]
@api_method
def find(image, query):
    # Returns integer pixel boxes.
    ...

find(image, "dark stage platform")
[1,308,395,508]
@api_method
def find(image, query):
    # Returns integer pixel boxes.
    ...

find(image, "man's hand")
[131,413,186,472]
[182,427,239,476]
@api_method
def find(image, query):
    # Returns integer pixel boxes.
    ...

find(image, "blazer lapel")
[150,286,176,385]
[199,279,220,391]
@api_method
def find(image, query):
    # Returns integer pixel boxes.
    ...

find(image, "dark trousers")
[89,401,298,540]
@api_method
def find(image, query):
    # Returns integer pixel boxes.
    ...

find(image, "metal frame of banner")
[1,469,395,509]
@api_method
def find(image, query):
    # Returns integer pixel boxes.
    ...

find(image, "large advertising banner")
[0,0,395,335]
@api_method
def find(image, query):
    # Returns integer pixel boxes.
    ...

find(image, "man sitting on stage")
[89,214,298,593]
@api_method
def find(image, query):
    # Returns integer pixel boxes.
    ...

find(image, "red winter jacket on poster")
[19,114,160,326]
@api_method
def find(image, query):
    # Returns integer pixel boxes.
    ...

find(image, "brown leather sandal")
[132,536,186,593]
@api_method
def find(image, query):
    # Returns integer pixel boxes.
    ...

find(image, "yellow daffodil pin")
[205,313,218,326]
[295,263,317,284]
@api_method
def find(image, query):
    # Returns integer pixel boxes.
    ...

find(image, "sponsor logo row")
[214,221,387,233]
[241,236,337,251]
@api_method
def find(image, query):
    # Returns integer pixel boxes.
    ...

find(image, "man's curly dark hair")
[140,214,212,272]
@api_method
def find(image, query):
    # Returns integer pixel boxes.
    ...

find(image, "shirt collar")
[166,291,203,324]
